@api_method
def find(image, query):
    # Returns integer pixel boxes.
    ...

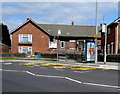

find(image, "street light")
[57,30,61,62]
[101,23,107,64]
[95,0,98,63]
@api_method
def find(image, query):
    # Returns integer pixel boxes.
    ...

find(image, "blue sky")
[2,2,118,32]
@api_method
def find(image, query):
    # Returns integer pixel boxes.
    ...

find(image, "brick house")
[101,17,120,54]
[11,18,101,55]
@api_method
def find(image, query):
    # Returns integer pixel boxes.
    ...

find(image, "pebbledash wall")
[11,18,102,55]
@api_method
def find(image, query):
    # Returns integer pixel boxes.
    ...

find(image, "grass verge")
[0,57,57,61]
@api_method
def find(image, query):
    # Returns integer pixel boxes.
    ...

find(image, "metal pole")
[95,0,98,63]
[104,24,107,64]
[57,36,59,62]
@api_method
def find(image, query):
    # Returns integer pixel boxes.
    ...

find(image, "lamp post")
[102,23,107,64]
[57,30,61,62]
[57,36,59,62]
[95,0,98,63]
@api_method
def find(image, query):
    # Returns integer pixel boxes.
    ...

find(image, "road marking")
[36,74,64,78]
[3,63,12,65]
[3,69,25,72]
[83,82,120,89]
[65,77,82,84]
[52,66,67,69]
[1,68,119,89]
[26,71,36,76]
[73,71,90,73]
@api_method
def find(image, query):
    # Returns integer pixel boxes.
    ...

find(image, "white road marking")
[1,68,119,89]
[83,82,120,89]
[36,74,64,78]
[26,71,35,76]
[3,69,25,72]
[65,77,82,84]
[3,63,12,65]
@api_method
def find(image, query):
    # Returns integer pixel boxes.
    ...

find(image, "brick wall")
[12,22,49,55]
[11,20,102,55]
[101,23,119,54]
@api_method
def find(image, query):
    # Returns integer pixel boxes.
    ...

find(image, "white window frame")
[107,44,110,54]
[19,46,32,55]
[60,41,65,48]
[111,42,114,54]
[49,38,57,49]
[69,48,75,50]
[108,28,111,34]
[69,40,76,42]
[19,34,32,43]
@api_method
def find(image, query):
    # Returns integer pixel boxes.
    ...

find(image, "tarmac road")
[1,61,120,93]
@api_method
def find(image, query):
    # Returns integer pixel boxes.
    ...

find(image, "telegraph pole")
[95,0,98,63]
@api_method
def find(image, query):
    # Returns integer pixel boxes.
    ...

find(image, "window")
[111,42,114,54]
[69,48,75,50]
[108,28,111,34]
[19,34,32,43]
[19,47,32,55]
[79,41,84,51]
[58,30,61,35]
[60,41,65,48]
[107,44,110,54]
[69,40,76,42]
[49,38,57,48]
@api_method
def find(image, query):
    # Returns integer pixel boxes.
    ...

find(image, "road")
[1,61,120,93]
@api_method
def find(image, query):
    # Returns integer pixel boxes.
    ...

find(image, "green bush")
[98,54,120,62]
[41,53,80,59]
[1,53,26,57]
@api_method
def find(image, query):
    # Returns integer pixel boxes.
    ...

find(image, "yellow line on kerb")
[73,71,90,73]
[20,63,110,71]
[52,66,67,69]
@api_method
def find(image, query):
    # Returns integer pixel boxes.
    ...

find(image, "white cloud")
[2,2,118,32]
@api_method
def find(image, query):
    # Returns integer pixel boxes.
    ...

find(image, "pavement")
[1,58,119,70]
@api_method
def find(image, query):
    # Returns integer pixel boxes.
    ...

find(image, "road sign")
[93,34,98,38]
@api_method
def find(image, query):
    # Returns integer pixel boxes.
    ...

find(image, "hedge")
[41,53,79,59]
[98,54,120,62]
[1,53,120,62]
[0,53,26,57]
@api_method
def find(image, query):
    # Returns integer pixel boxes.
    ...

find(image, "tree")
[0,24,11,47]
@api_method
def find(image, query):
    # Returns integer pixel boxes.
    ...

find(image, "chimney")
[27,18,31,21]
[72,21,74,25]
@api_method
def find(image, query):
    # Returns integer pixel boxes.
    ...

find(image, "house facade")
[101,17,120,54]
[11,18,101,55]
